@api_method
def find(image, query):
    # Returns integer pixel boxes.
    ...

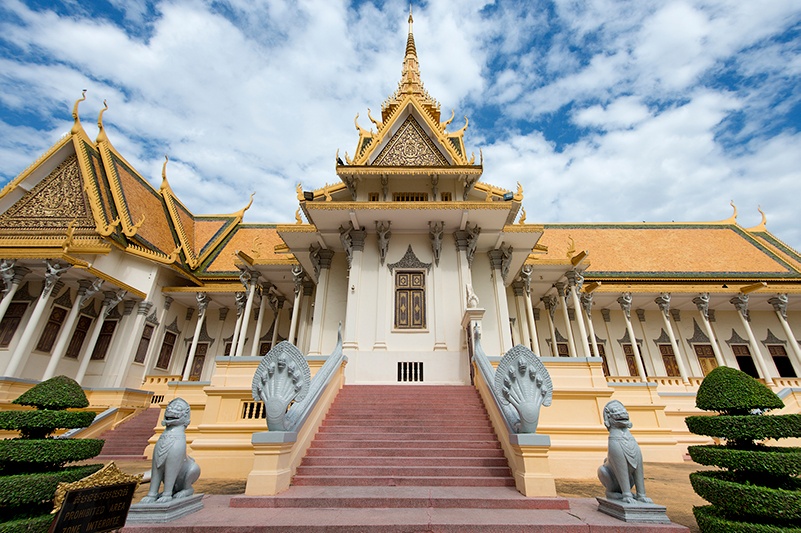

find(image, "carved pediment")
[0,154,95,233]
[372,115,449,166]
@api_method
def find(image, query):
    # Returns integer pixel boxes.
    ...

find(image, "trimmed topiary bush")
[0,376,103,531]
[686,366,801,532]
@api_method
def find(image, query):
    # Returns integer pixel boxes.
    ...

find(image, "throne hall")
[0,14,799,484]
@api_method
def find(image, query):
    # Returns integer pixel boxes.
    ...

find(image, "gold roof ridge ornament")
[745,205,768,232]
[95,100,109,144]
[160,155,171,193]
[70,89,87,135]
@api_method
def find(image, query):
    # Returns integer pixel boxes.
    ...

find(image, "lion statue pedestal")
[596,400,672,524]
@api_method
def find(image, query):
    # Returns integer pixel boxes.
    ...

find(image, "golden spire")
[71,90,87,135]
[400,5,421,96]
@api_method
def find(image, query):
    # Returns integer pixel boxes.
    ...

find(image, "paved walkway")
[112,459,707,532]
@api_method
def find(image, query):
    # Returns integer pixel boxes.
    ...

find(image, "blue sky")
[1,0,800,251]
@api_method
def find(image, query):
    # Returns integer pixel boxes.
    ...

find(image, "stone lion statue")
[140,398,201,504]
[597,400,652,504]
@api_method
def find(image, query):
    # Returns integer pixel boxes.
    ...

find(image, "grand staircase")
[294,385,515,487]
[96,407,160,459]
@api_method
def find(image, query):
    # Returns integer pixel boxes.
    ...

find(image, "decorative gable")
[0,154,95,234]
[372,115,449,167]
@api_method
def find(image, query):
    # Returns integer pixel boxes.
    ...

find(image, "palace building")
[0,14,799,483]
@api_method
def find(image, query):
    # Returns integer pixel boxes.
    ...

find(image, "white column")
[250,283,271,356]
[0,263,29,324]
[731,294,773,385]
[182,292,209,380]
[299,281,314,352]
[566,271,591,358]
[235,271,258,358]
[229,291,246,356]
[655,293,690,384]
[308,248,334,355]
[287,267,304,346]
[692,293,726,368]
[270,296,285,348]
[43,278,103,380]
[112,300,153,387]
[618,293,647,382]
[555,282,576,357]
[453,229,474,314]
[75,290,125,384]
[142,296,173,377]
[343,228,365,351]
[488,249,512,354]
[542,295,558,356]
[6,261,69,376]
[512,282,530,349]
[769,294,801,371]
[581,293,601,358]
[525,295,539,353]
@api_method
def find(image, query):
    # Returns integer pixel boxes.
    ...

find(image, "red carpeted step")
[294,385,514,488]
[96,407,160,458]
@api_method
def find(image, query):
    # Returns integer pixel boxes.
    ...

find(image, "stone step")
[305,447,505,458]
[312,431,496,441]
[308,439,502,449]
[295,465,512,478]
[301,456,509,467]
[291,475,516,487]
[320,423,494,432]
[230,486,568,510]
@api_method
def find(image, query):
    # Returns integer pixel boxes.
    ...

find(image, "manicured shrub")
[686,366,801,532]
[0,376,103,531]
[695,366,785,415]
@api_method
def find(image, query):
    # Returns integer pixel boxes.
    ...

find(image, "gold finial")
[71,90,87,134]
[96,100,109,143]
[440,109,455,131]
[296,183,304,201]
[234,193,255,219]
[518,208,527,225]
[367,108,384,131]
[409,4,413,29]
[515,181,524,201]
[324,185,332,202]
[295,208,303,224]
[758,205,766,226]
[160,156,170,192]
[727,200,738,222]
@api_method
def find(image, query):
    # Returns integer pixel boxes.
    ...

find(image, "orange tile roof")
[201,226,288,275]
[539,224,801,278]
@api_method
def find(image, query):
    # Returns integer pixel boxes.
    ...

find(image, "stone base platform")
[126,493,204,523]
[596,497,672,524]
[122,488,688,532]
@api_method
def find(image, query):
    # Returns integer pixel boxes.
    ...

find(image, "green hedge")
[0,464,102,509]
[690,470,801,522]
[685,414,801,442]
[12,376,88,411]
[694,505,801,533]
[695,366,785,414]
[0,439,103,473]
[688,445,801,477]
[0,512,55,533]
[0,411,96,439]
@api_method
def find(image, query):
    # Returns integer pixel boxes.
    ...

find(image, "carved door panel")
[624,344,639,377]
[659,345,680,377]
[596,344,610,376]
[694,344,718,376]
[189,343,208,381]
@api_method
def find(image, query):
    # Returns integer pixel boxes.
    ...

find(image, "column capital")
[292,265,305,296]
[43,260,70,296]
[730,293,750,321]
[580,292,594,316]
[617,292,632,319]
[541,295,557,318]
[554,282,567,298]
[511,280,525,297]
[123,299,136,316]
[654,293,671,317]
[453,230,469,251]
[350,229,367,252]
[196,292,211,318]
[239,267,260,289]
[601,308,611,322]
[693,293,710,320]
[102,289,126,318]
[137,300,154,315]
[487,249,504,270]
[164,295,174,311]
[302,280,315,296]
[565,270,584,290]
[235,291,247,316]
[218,307,229,321]
[768,293,788,320]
